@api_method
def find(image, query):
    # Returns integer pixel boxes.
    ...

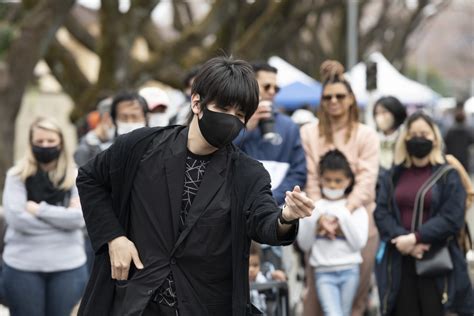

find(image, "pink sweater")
[300,122,380,236]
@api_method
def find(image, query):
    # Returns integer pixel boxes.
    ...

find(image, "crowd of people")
[0,55,473,316]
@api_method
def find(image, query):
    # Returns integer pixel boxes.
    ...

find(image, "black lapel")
[171,147,228,255]
[164,128,188,242]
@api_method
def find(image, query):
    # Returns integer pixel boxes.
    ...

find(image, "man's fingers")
[131,248,144,270]
[120,264,130,281]
[110,259,116,279]
[292,185,301,193]
[288,191,314,209]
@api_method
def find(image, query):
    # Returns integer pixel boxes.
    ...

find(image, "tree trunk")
[0,0,74,194]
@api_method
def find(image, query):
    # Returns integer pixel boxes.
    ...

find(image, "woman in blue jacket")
[374,111,473,316]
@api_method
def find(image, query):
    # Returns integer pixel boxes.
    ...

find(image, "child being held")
[297,150,368,316]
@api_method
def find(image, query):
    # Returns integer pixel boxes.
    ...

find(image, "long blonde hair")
[317,60,359,144]
[393,111,445,167]
[11,117,76,190]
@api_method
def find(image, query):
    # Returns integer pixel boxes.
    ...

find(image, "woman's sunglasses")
[263,84,280,93]
[322,93,347,102]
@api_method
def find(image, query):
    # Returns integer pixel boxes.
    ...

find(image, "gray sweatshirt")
[2,170,86,272]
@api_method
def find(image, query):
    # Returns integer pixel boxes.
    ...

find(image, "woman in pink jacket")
[300,60,380,316]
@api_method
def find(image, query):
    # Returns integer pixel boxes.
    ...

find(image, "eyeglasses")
[322,93,347,102]
[263,84,280,94]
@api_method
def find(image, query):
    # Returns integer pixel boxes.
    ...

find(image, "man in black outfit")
[76,56,314,316]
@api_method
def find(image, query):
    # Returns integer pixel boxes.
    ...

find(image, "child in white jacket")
[297,150,368,316]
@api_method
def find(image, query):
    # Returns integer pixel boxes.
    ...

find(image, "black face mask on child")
[198,107,245,149]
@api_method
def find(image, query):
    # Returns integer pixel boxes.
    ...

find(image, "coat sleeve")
[2,171,56,234]
[336,206,368,251]
[300,123,322,201]
[417,169,466,244]
[36,185,85,231]
[244,161,297,246]
[346,127,380,210]
[76,144,125,253]
[296,207,320,252]
[272,124,307,205]
[374,170,409,241]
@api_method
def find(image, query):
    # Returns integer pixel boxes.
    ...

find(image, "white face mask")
[106,126,116,140]
[375,114,395,132]
[148,113,170,127]
[116,121,146,135]
[322,187,346,200]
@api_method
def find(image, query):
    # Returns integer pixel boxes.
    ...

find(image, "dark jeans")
[392,256,444,316]
[3,263,88,316]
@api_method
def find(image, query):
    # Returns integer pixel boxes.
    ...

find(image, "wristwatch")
[278,208,298,225]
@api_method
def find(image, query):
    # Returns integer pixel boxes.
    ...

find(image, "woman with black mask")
[374,111,474,316]
[2,117,87,316]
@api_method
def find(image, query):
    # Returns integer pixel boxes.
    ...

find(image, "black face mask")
[405,137,433,159]
[32,145,61,163]
[198,107,245,148]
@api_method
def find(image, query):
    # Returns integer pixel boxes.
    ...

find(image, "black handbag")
[412,165,454,277]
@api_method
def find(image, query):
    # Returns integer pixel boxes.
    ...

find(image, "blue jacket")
[374,163,474,316]
[235,112,307,205]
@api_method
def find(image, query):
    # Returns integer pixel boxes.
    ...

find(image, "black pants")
[143,300,179,316]
[392,256,444,316]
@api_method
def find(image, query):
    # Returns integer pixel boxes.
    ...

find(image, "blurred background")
[0,0,473,194]
[0,1,473,315]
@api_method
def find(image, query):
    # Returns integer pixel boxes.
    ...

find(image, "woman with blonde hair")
[2,117,87,316]
[374,111,473,316]
[300,60,380,316]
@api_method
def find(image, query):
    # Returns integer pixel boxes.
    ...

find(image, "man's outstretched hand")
[108,236,144,280]
[281,186,314,222]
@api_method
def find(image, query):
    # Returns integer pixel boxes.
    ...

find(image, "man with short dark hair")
[110,91,149,135]
[77,57,314,316]
[235,61,307,272]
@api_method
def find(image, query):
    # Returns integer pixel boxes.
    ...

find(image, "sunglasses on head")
[263,84,280,94]
[322,93,347,102]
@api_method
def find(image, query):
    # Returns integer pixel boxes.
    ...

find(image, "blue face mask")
[198,107,245,148]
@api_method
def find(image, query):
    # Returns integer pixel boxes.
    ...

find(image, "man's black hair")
[183,66,201,88]
[191,56,259,123]
[110,91,148,123]
[374,96,407,130]
[319,149,355,194]
[250,61,277,74]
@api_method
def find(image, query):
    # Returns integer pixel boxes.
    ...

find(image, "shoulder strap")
[410,165,455,232]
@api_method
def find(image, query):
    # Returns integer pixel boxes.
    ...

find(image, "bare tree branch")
[44,37,91,101]
[0,0,74,193]
[64,12,97,52]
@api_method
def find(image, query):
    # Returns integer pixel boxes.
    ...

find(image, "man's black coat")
[76,126,297,315]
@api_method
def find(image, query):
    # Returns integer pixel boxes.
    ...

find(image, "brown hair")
[250,241,262,257]
[317,60,359,144]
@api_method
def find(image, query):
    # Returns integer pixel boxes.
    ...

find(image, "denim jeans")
[3,263,88,316]
[314,266,360,316]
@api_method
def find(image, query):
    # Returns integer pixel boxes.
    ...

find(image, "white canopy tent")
[345,52,441,106]
[465,97,474,114]
[346,52,441,126]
